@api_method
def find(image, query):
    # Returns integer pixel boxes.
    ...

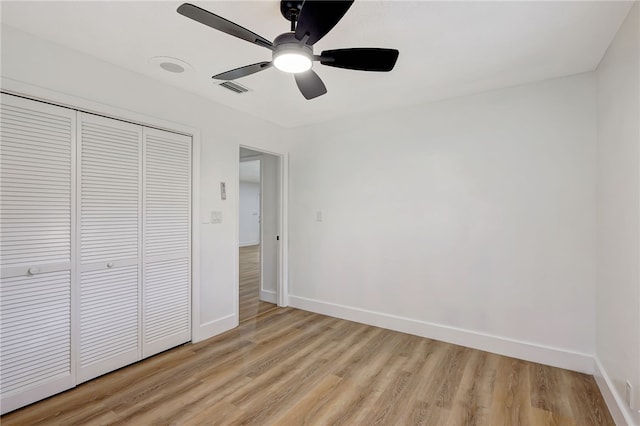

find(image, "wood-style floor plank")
[239,245,277,323]
[2,307,614,425]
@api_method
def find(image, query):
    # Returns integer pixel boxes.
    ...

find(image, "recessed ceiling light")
[150,56,193,74]
[160,62,185,73]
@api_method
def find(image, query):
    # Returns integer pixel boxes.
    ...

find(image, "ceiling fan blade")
[294,70,327,100]
[212,62,273,80]
[295,0,354,45]
[320,48,399,71]
[177,3,273,50]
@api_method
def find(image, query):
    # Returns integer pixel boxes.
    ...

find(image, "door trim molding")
[238,146,289,320]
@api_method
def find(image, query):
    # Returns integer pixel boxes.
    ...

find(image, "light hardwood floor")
[239,245,277,322]
[2,307,613,425]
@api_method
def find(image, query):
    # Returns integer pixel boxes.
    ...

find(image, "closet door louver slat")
[142,128,191,358]
[0,94,76,415]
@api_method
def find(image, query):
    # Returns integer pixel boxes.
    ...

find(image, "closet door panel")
[0,94,75,414]
[144,130,191,258]
[143,259,190,356]
[80,116,140,264]
[1,271,72,412]
[1,97,73,270]
[78,265,139,382]
[142,128,191,358]
[77,113,142,383]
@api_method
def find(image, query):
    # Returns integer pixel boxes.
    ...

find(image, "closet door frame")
[2,80,203,342]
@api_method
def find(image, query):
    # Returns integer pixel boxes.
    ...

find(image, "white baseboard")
[288,295,594,374]
[240,241,259,247]
[594,357,637,426]
[192,314,237,343]
[260,289,277,304]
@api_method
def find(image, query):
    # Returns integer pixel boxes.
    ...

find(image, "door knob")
[107,262,114,268]
[28,267,40,275]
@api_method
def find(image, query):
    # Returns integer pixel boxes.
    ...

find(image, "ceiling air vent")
[219,81,250,94]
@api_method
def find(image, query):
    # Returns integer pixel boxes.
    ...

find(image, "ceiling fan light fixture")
[272,32,313,74]
[273,50,312,73]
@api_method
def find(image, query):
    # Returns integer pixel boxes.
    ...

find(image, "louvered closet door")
[142,128,191,358]
[77,113,142,383]
[0,94,76,414]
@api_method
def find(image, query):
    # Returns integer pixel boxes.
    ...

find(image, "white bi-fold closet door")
[1,95,77,413]
[77,114,192,382]
[142,127,192,359]
[0,94,192,414]
[77,113,143,383]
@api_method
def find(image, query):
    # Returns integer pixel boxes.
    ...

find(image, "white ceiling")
[0,1,633,128]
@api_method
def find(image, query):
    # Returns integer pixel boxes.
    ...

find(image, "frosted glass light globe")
[273,51,312,73]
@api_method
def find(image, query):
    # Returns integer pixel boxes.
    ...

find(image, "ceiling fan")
[177,1,399,100]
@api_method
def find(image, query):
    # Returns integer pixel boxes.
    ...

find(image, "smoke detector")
[150,56,193,74]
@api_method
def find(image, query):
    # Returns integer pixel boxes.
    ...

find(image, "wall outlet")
[625,381,633,409]
[316,210,323,222]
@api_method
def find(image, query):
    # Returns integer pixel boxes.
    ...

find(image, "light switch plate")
[211,211,222,224]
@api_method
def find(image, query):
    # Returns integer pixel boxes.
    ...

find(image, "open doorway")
[239,147,281,322]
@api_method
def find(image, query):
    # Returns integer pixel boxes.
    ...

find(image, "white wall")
[261,153,280,302]
[595,3,640,425]
[239,181,260,247]
[287,73,597,372]
[0,25,288,339]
